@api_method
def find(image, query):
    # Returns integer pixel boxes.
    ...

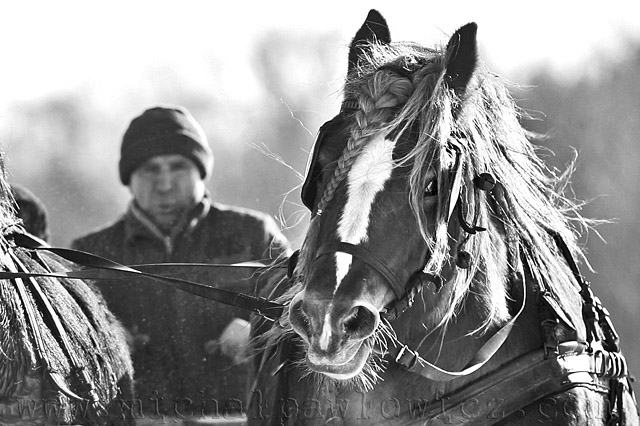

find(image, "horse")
[248,10,639,426]
[0,153,135,424]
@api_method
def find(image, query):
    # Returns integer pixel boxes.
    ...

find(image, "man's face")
[129,154,205,230]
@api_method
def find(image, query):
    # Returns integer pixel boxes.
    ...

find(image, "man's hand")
[204,318,250,364]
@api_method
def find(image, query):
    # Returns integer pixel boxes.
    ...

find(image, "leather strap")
[316,241,406,299]
[6,232,286,321]
[396,348,617,426]
[387,266,526,381]
[447,146,464,220]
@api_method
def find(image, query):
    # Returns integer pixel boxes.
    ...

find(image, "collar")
[124,196,211,251]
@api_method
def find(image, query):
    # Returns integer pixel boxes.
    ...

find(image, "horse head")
[287,11,491,384]
[286,10,585,390]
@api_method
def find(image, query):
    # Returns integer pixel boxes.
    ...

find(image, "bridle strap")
[312,146,464,320]
[382,146,464,320]
[315,241,406,299]
[314,241,443,322]
[387,253,526,381]
[447,145,464,220]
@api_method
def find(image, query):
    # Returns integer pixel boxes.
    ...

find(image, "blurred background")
[0,1,638,376]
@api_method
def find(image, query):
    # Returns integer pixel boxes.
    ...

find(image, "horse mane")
[294,40,590,336]
[3,250,128,360]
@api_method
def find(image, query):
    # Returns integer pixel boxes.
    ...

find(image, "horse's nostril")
[289,295,311,340]
[342,305,378,340]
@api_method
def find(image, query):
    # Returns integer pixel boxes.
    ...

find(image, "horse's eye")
[425,179,438,197]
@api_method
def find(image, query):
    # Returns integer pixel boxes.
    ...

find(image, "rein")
[0,231,286,322]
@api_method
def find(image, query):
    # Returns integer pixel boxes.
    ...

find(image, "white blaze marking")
[334,134,396,290]
[318,311,332,350]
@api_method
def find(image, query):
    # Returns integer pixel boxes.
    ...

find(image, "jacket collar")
[124,196,211,249]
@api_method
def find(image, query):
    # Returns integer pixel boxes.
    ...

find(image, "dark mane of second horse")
[0,154,134,425]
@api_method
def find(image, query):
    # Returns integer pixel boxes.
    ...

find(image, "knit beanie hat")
[119,106,213,185]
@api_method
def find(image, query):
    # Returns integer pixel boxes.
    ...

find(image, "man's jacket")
[71,198,290,418]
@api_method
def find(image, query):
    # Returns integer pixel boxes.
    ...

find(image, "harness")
[383,236,633,424]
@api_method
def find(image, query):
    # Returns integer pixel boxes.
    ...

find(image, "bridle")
[303,130,525,374]
[302,126,467,323]
[296,117,633,425]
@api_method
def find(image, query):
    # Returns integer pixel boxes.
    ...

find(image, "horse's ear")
[444,23,478,95]
[347,9,391,76]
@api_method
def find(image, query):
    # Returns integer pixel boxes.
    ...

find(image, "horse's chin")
[306,343,371,381]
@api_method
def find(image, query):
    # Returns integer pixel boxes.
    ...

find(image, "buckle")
[395,345,418,369]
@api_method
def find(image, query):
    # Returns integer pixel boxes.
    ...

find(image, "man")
[72,105,290,420]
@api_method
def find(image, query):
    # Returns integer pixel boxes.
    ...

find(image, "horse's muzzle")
[289,290,380,379]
